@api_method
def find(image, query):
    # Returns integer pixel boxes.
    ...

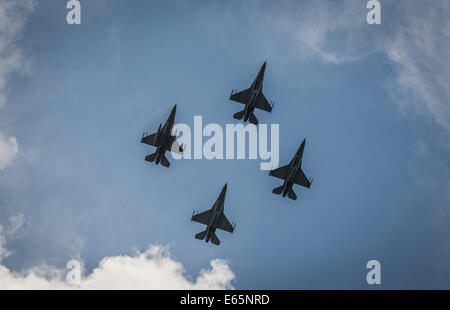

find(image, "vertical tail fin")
[195,230,207,240]
[272,186,283,195]
[233,110,245,120]
[211,233,220,246]
[145,153,156,163]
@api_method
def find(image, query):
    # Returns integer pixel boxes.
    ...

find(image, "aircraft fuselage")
[204,185,227,243]
[282,142,305,197]
[154,106,176,165]
[205,202,224,243]
[243,63,265,122]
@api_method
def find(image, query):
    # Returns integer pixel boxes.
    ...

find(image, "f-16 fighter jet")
[269,139,313,200]
[191,183,236,246]
[141,104,183,168]
[229,61,274,125]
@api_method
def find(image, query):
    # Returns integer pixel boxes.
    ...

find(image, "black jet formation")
[269,139,313,200]
[141,104,184,167]
[229,61,274,125]
[138,61,316,247]
[191,183,236,246]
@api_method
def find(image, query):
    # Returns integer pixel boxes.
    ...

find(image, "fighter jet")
[229,61,274,125]
[141,104,183,168]
[191,183,236,246]
[269,139,313,200]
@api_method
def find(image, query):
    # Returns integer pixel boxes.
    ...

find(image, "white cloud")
[0,215,234,290]
[0,245,235,290]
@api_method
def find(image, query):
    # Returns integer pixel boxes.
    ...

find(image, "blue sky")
[0,0,449,289]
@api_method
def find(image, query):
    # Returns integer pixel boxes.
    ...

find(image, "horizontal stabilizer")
[160,155,170,168]
[249,113,258,125]
[195,230,207,240]
[233,110,245,120]
[211,233,220,246]
[288,189,297,200]
[272,186,283,195]
[145,153,156,163]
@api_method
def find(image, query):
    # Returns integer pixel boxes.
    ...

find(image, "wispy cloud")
[0,0,35,169]
[384,1,450,132]
[199,0,449,132]
[0,134,18,170]
[0,0,34,107]
[267,0,450,132]
[0,213,25,261]
[265,0,370,64]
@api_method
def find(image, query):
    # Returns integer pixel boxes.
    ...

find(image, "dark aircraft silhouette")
[269,139,313,200]
[191,183,236,246]
[229,61,274,125]
[141,104,183,168]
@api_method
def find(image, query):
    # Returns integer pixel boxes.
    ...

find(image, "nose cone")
[297,139,306,156]
[301,138,306,148]
[257,61,266,80]
[168,104,177,122]
[260,61,266,73]
[218,183,227,200]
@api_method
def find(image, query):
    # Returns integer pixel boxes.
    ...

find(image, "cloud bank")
[0,245,235,290]
[0,213,234,290]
